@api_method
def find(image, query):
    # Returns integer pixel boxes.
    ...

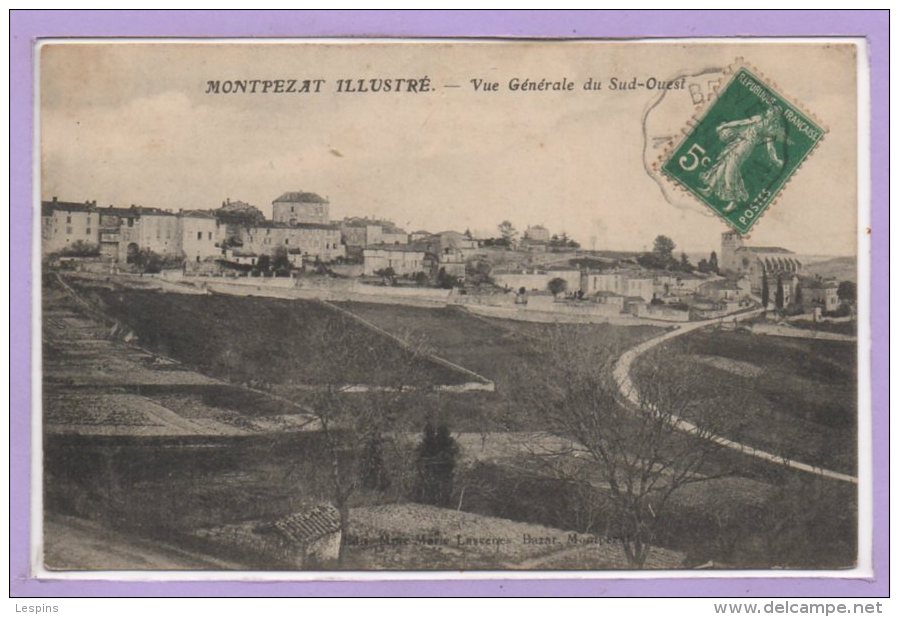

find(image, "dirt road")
[612,309,858,484]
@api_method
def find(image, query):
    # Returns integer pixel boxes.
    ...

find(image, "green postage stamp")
[661,66,825,234]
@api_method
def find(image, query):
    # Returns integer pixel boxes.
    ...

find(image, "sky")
[40,40,859,256]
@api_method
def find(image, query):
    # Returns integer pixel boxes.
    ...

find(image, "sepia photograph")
[36,38,865,575]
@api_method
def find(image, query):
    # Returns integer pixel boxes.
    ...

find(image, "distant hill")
[803,256,857,282]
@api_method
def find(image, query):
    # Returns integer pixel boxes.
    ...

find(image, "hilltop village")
[41,190,858,571]
[42,191,850,323]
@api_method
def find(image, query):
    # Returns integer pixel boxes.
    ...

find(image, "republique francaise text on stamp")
[661,66,826,234]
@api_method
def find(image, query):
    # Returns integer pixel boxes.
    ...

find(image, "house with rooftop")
[272,191,330,226]
[41,198,100,254]
[524,224,551,243]
[362,243,435,277]
[241,221,344,264]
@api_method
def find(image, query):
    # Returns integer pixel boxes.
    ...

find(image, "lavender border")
[10,10,888,598]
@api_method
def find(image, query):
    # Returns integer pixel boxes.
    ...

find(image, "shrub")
[59,240,100,258]
[413,422,459,507]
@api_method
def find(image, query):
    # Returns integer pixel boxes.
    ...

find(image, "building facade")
[720,232,802,291]
[41,198,100,254]
[272,191,330,225]
[804,278,840,312]
[340,218,408,248]
[524,225,551,243]
[133,211,183,258]
[241,222,344,263]
[362,244,433,276]
[181,211,222,263]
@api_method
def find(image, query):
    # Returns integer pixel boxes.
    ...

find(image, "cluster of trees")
[635,235,720,275]
[837,281,857,303]
[125,245,181,274]
[213,201,266,227]
[436,267,462,289]
[299,316,465,565]
[481,221,580,249]
[762,272,856,316]
[373,267,430,287]
[696,251,720,274]
[480,221,517,248]
[637,235,694,273]
[250,246,292,277]
[507,327,739,568]
[465,259,493,287]
[373,261,491,290]
[56,240,101,258]
[547,232,580,249]
[270,291,838,569]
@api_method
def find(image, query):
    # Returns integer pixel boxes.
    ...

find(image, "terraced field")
[76,283,475,388]
[333,302,665,390]
[642,328,857,475]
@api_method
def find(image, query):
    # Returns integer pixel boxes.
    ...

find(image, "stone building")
[581,269,655,302]
[524,224,551,243]
[241,221,344,263]
[180,210,222,263]
[803,278,841,312]
[269,504,342,568]
[41,198,100,254]
[720,231,802,292]
[272,191,330,225]
[362,243,434,276]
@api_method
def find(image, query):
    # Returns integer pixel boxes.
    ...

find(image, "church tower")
[720,231,744,273]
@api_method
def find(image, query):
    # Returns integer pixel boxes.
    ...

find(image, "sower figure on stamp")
[700,105,785,212]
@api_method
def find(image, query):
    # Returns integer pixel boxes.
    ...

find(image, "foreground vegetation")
[43,276,857,570]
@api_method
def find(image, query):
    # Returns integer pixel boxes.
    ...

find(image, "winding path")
[612,309,858,484]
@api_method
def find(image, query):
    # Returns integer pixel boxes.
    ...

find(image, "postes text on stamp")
[661,66,825,234]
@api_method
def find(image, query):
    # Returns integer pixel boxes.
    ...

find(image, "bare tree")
[298,309,433,565]
[509,326,738,568]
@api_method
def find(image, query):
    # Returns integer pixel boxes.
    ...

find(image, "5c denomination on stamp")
[661,66,825,234]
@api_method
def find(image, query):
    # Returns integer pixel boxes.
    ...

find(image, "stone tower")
[720,231,744,273]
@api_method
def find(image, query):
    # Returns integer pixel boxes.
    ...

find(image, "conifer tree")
[414,421,459,506]
[775,275,785,311]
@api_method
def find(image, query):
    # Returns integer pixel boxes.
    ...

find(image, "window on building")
[66,226,72,235]
[66,215,72,224]
[285,239,289,245]
[197,231,202,240]
[86,228,91,235]
[208,231,212,240]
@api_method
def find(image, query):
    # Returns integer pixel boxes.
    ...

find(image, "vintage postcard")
[36,38,865,577]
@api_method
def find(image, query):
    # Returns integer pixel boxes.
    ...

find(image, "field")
[43,278,319,436]
[789,319,857,336]
[41,275,857,570]
[645,328,857,475]
[327,302,664,431]
[71,280,473,388]
[333,301,663,388]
